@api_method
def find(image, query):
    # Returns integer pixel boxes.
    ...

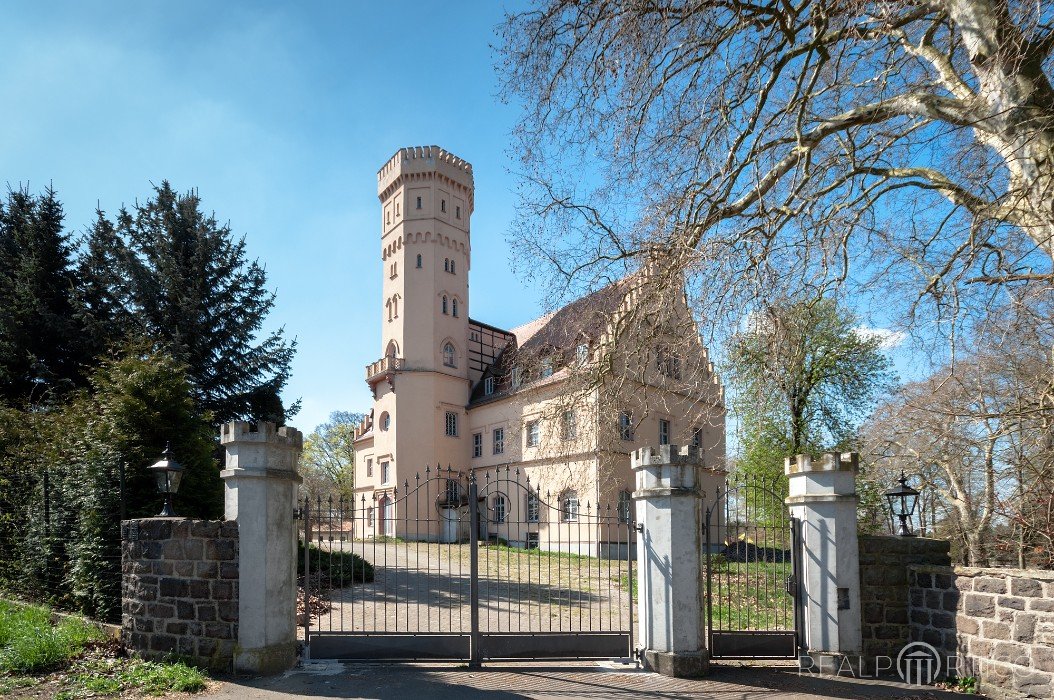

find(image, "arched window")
[492,495,506,524]
[450,259,456,274]
[618,490,632,524]
[442,296,448,315]
[562,491,579,522]
[392,295,399,318]
[444,258,450,272]
[443,342,457,368]
[416,253,422,269]
[386,299,393,322]
[380,412,391,431]
[452,298,459,317]
[385,340,398,358]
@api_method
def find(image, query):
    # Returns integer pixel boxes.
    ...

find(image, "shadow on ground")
[206,661,971,700]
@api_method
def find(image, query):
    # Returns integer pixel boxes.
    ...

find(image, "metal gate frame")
[301,468,635,665]
[703,476,803,660]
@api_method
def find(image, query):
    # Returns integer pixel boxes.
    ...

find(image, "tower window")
[382,461,391,483]
[380,412,391,431]
[450,260,455,274]
[619,411,634,441]
[445,411,458,437]
[444,258,449,272]
[443,342,457,367]
[493,427,504,455]
[484,376,494,395]
[452,298,459,317]
[366,458,373,477]
[416,253,422,269]
[692,425,702,448]
[396,202,400,216]
[659,419,670,445]
[416,196,422,209]
[442,296,449,315]
[472,432,482,458]
[441,199,446,213]
[456,205,461,219]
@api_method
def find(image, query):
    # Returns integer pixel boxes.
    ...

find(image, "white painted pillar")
[632,445,726,677]
[220,421,303,674]
[785,452,862,667]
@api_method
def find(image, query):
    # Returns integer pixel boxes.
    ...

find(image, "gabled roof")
[468,280,629,406]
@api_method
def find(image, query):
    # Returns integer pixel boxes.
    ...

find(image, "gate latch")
[634,523,644,533]
[784,575,797,597]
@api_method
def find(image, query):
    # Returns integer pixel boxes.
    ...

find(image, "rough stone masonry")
[121,518,238,671]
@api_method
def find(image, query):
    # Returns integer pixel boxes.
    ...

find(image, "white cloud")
[854,326,907,349]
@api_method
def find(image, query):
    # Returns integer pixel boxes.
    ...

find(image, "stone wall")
[909,565,1054,699]
[121,518,239,671]
[858,535,951,666]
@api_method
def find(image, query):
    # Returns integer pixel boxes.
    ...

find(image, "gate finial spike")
[425,464,431,475]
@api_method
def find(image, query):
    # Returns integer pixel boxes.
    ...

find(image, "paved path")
[206,661,968,700]
[307,542,633,636]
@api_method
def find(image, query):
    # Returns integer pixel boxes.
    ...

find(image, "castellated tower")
[368,146,475,480]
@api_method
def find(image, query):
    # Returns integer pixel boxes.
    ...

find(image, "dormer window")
[576,343,589,365]
[510,367,521,389]
[416,196,422,209]
[484,376,495,395]
[539,358,553,378]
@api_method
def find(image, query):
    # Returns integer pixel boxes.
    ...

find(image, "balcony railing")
[366,356,404,382]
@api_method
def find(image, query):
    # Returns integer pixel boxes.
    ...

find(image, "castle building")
[351,146,725,552]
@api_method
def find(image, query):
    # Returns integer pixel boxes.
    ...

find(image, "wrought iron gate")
[300,466,635,664]
[703,475,802,660]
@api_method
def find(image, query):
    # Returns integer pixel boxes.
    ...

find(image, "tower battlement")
[377,145,474,199]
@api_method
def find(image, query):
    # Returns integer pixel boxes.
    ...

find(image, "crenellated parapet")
[377,145,474,205]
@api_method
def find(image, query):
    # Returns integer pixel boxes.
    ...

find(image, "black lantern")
[147,444,184,517]
[885,471,920,537]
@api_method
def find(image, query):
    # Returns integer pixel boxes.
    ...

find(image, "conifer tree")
[95,182,297,423]
[0,186,83,405]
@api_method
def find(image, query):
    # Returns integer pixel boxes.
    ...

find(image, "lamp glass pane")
[155,470,171,493]
[904,491,918,516]
[168,470,183,494]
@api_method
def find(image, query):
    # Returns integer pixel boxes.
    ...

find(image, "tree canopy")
[84,182,297,423]
[500,1,1054,336]
[726,296,895,481]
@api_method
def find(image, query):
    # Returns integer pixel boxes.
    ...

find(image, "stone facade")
[909,565,1054,699]
[121,518,239,671]
[858,535,951,666]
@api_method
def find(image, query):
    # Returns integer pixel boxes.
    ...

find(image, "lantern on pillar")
[147,444,184,517]
[884,471,920,537]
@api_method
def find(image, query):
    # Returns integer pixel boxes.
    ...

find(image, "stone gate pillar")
[632,445,726,677]
[785,452,862,668]
[220,421,303,674]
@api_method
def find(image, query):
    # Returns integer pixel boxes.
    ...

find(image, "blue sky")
[1,0,541,432]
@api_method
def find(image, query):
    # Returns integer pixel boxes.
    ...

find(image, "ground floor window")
[562,491,579,522]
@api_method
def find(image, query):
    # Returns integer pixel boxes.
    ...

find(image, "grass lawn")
[707,559,795,630]
[0,599,209,698]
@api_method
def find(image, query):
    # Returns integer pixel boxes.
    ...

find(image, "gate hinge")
[634,523,644,533]
[293,507,304,521]
[784,575,798,597]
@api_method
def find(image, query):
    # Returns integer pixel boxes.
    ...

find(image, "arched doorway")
[377,495,395,537]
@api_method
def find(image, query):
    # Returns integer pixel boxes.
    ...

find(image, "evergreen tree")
[0,186,83,405]
[93,182,297,423]
[75,210,134,362]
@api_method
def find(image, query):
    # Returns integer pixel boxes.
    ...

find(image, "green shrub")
[297,542,374,584]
